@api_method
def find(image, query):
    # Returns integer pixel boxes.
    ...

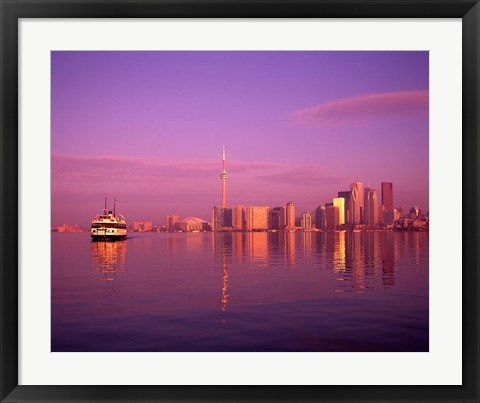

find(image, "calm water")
[51,231,428,352]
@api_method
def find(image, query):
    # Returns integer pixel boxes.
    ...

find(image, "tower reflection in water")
[213,234,232,312]
[91,240,127,285]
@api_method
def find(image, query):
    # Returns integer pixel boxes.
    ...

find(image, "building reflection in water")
[333,231,346,273]
[91,240,127,284]
[382,233,395,287]
[285,231,296,269]
[212,231,399,302]
[247,232,269,265]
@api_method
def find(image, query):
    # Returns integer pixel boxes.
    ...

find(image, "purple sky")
[51,51,429,227]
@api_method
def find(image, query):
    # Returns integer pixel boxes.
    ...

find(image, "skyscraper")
[364,187,379,227]
[381,182,394,225]
[233,205,246,231]
[381,182,393,211]
[246,206,271,231]
[220,145,228,209]
[350,181,364,225]
[301,212,312,230]
[325,205,339,231]
[286,201,295,229]
[338,191,351,223]
[333,197,345,225]
[315,205,326,230]
[271,207,286,230]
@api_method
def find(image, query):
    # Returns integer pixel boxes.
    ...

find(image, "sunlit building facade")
[233,205,246,231]
[133,221,153,232]
[338,191,351,224]
[246,206,271,231]
[301,212,312,230]
[178,217,210,232]
[286,201,295,229]
[333,197,345,225]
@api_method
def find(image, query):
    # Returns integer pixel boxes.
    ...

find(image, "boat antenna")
[114,198,117,217]
[104,193,107,214]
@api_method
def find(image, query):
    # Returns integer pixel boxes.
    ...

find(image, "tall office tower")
[350,181,364,224]
[381,182,393,211]
[381,182,394,224]
[301,212,312,230]
[325,205,339,231]
[165,215,180,231]
[286,201,295,229]
[271,207,286,230]
[212,206,223,231]
[338,191,351,223]
[212,207,232,231]
[315,205,326,230]
[246,206,271,231]
[333,197,345,225]
[364,187,379,227]
[220,145,228,209]
[233,205,246,231]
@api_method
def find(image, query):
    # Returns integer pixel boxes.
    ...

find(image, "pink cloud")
[291,89,429,127]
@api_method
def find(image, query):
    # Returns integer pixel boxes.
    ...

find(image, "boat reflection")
[91,240,127,283]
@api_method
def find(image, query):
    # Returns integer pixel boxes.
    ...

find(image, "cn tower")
[220,145,228,208]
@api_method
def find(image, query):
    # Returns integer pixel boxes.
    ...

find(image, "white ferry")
[91,197,127,241]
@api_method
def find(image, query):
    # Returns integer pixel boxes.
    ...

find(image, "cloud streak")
[291,89,428,127]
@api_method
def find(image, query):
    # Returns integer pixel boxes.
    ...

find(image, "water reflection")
[210,232,424,294]
[91,240,127,283]
[213,234,232,311]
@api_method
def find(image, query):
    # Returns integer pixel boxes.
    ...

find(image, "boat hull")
[91,234,127,242]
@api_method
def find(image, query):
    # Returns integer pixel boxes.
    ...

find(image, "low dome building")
[178,217,211,232]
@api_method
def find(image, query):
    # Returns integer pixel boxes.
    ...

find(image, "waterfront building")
[364,187,379,227]
[178,217,210,232]
[301,212,312,230]
[350,181,364,224]
[133,221,153,232]
[246,206,271,231]
[325,206,339,231]
[271,207,286,230]
[381,182,393,211]
[212,207,232,231]
[381,182,394,224]
[338,191,351,223]
[233,205,246,231]
[315,205,326,230]
[165,215,180,231]
[286,201,295,229]
[333,197,345,225]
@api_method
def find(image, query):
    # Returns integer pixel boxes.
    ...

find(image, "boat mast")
[113,198,117,217]
[104,193,107,214]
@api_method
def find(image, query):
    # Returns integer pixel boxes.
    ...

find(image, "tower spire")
[220,145,228,209]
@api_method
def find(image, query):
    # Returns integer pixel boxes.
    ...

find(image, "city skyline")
[51,51,428,226]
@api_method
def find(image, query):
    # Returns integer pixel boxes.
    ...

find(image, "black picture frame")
[1,1,478,402]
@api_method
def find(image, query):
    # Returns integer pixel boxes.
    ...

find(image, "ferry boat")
[91,197,127,241]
